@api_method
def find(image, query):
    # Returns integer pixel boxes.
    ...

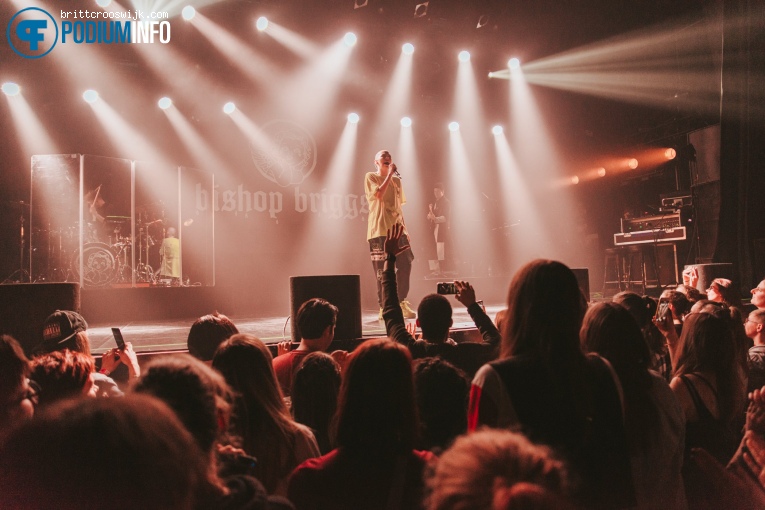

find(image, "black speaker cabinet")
[0,283,80,355]
[683,263,734,293]
[571,268,590,302]
[289,275,362,342]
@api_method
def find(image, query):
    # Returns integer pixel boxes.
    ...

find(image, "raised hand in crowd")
[277,340,293,357]
[329,350,350,371]
[100,341,140,379]
[406,322,420,340]
[454,281,477,308]
[384,223,407,257]
[682,266,699,288]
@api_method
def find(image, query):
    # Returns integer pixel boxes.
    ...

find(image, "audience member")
[0,395,209,510]
[273,298,347,396]
[187,312,239,363]
[752,279,765,310]
[660,289,692,334]
[469,259,634,509]
[676,284,705,305]
[38,309,138,395]
[682,385,765,510]
[581,302,686,509]
[426,429,571,510]
[666,312,746,506]
[614,291,670,381]
[0,335,36,437]
[746,309,765,394]
[382,224,500,376]
[30,350,96,408]
[291,351,342,455]
[706,278,743,310]
[288,338,434,510]
[132,353,294,509]
[412,357,469,452]
[213,334,320,496]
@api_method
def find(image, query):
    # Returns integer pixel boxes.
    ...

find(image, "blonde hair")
[426,429,566,510]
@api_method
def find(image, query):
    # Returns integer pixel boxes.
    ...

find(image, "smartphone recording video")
[654,298,670,321]
[437,282,458,295]
[111,328,126,350]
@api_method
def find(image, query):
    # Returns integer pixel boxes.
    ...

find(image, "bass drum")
[71,243,119,287]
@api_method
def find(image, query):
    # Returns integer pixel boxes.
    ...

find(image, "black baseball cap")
[41,310,88,346]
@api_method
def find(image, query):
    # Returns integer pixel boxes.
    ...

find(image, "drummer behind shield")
[159,227,180,284]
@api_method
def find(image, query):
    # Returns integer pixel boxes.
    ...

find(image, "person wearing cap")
[40,310,139,397]
[365,149,416,320]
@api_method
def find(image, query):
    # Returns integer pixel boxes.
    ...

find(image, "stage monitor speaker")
[0,283,80,355]
[571,268,590,302]
[683,263,734,293]
[289,275,362,342]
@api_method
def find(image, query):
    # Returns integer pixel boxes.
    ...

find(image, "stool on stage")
[603,246,650,296]
[603,248,624,296]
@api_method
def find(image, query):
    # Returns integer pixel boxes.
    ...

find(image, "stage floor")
[87,303,507,355]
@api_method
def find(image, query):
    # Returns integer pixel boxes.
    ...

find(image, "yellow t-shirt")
[365,172,407,240]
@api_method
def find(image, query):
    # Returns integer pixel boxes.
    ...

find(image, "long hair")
[673,312,745,423]
[333,338,418,455]
[501,259,587,365]
[132,354,232,454]
[291,351,341,454]
[580,302,659,452]
[212,334,303,492]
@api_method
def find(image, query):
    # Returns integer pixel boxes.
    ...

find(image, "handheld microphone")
[392,165,402,178]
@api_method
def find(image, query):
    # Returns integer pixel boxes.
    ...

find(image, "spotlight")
[402,43,414,55]
[458,51,470,62]
[598,168,607,177]
[414,2,429,18]
[1,82,21,96]
[508,58,520,70]
[628,158,639,169]
[158,97,172,110]
[255,17,268,31]
[343,32,357,47]
[492,125,503,135]
[400,116,412,127]
[95,0,112,7]
[665,148,677,160]
[347,112,360,124]
[488,72,495,78]
[448,122,460,132]
[82,90,99,103]
[223,102,236,114]
[181,6,195,20]
[571,176,580,185]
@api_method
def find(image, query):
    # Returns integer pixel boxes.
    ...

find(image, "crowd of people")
[3,229,765,508]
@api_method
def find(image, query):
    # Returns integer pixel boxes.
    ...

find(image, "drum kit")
[36,215,165,287]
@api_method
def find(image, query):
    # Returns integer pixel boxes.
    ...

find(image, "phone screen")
[654,299,670,320]
[437,282,458,295]
[111,328,126,350]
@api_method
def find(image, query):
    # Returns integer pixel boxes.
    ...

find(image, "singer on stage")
[365,150,415,319]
